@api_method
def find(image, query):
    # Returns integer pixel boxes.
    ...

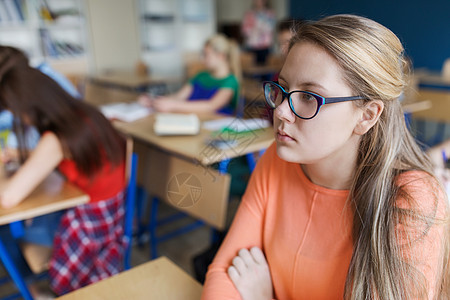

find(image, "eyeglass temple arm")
[324,96,364,104]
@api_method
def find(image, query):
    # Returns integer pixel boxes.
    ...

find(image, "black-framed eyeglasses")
[263,81,365,120]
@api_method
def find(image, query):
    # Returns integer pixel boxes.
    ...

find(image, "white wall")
[216,0,288,23]
[85,0,140,73]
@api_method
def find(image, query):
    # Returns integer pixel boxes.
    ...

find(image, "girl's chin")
[275,143,301,163]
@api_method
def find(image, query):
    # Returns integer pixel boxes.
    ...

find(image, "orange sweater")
[202,143,447,299]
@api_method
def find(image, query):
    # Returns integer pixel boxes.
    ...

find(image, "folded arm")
[202,150,270,299]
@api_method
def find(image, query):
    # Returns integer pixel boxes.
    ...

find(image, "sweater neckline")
[294,163,350,198]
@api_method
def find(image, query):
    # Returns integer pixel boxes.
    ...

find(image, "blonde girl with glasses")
[202,15,449,300]
[139,34,241,115]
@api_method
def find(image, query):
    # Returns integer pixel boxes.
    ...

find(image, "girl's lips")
[276,129,295,142]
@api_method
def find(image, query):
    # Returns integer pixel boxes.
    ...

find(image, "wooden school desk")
[0,172,89,300]
[85,72,182,105]
[56,256,202,300]
[415,71,450,91]
[412,89,450,123]
[409,89,450,146]
[0,173,89,225]
[114,114,274,230]
[243,64,280,78]
[241,53,283,80]
[91,72,181,91]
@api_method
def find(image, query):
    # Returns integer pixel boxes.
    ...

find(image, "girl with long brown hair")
[202,15,449,299]
[0,46,127,295]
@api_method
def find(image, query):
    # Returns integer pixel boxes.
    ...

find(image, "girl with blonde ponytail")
[139,34,241,115]
[202,15,449,300]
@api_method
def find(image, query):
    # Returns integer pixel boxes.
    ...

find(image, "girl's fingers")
[238,248,253,264]
[250,246,268,265]
[227,265,240,282]
[232,256,247,274]
[137,94,152,106]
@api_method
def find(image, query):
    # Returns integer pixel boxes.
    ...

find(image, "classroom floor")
[0,197,241,299]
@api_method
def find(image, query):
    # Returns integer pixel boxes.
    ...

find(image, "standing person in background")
[241,0,276,65]
[0,46,127,296]
[202,15,449,300]
[139,34,241,115]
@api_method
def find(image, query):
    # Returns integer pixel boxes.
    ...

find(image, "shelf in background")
[0,0,88,72]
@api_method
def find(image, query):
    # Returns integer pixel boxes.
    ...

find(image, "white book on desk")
[100,102,152,122]
[154,113,200,136]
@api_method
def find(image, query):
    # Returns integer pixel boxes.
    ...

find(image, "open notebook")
[100,102,152,122]
[154,113,200,136]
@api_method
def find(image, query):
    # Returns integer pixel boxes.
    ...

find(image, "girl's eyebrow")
[278,75,328,93]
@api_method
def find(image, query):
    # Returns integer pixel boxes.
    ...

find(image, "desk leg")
[9,221,25,239]
[0,237,33,300]
[211,158,233,244]
[218,159,231,174]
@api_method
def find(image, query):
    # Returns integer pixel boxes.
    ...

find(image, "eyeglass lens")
[264,82,319,119]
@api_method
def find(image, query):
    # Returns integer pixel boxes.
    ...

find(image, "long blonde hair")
[205,34,242,82]
[290,15,449,299]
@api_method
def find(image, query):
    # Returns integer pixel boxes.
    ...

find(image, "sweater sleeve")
[201,144,274,299]
[394,171,448,299]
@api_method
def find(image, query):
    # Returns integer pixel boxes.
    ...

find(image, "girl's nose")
[274,97,296,123]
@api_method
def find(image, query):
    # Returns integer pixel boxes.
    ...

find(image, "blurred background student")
[241,0,276,65]
[0,61,82,163]
[0,46,127,296]
[276,18,300,58]
[139,34,241,115]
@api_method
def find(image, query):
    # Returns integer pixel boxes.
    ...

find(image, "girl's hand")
[1,194,21,209]
[1,148,19,164]
[137,94,154,108]
[153,99,177,113]
[228,247,274,300]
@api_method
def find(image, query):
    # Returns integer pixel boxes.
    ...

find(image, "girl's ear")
[354,100,384,135]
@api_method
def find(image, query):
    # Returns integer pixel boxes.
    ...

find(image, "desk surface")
[242,78,265,102]
[0,172,89,225]
[57,257,202,300]
[114,114,274,166]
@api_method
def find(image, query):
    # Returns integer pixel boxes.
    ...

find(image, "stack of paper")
[154,113,200,136]
[100,102,152,122]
